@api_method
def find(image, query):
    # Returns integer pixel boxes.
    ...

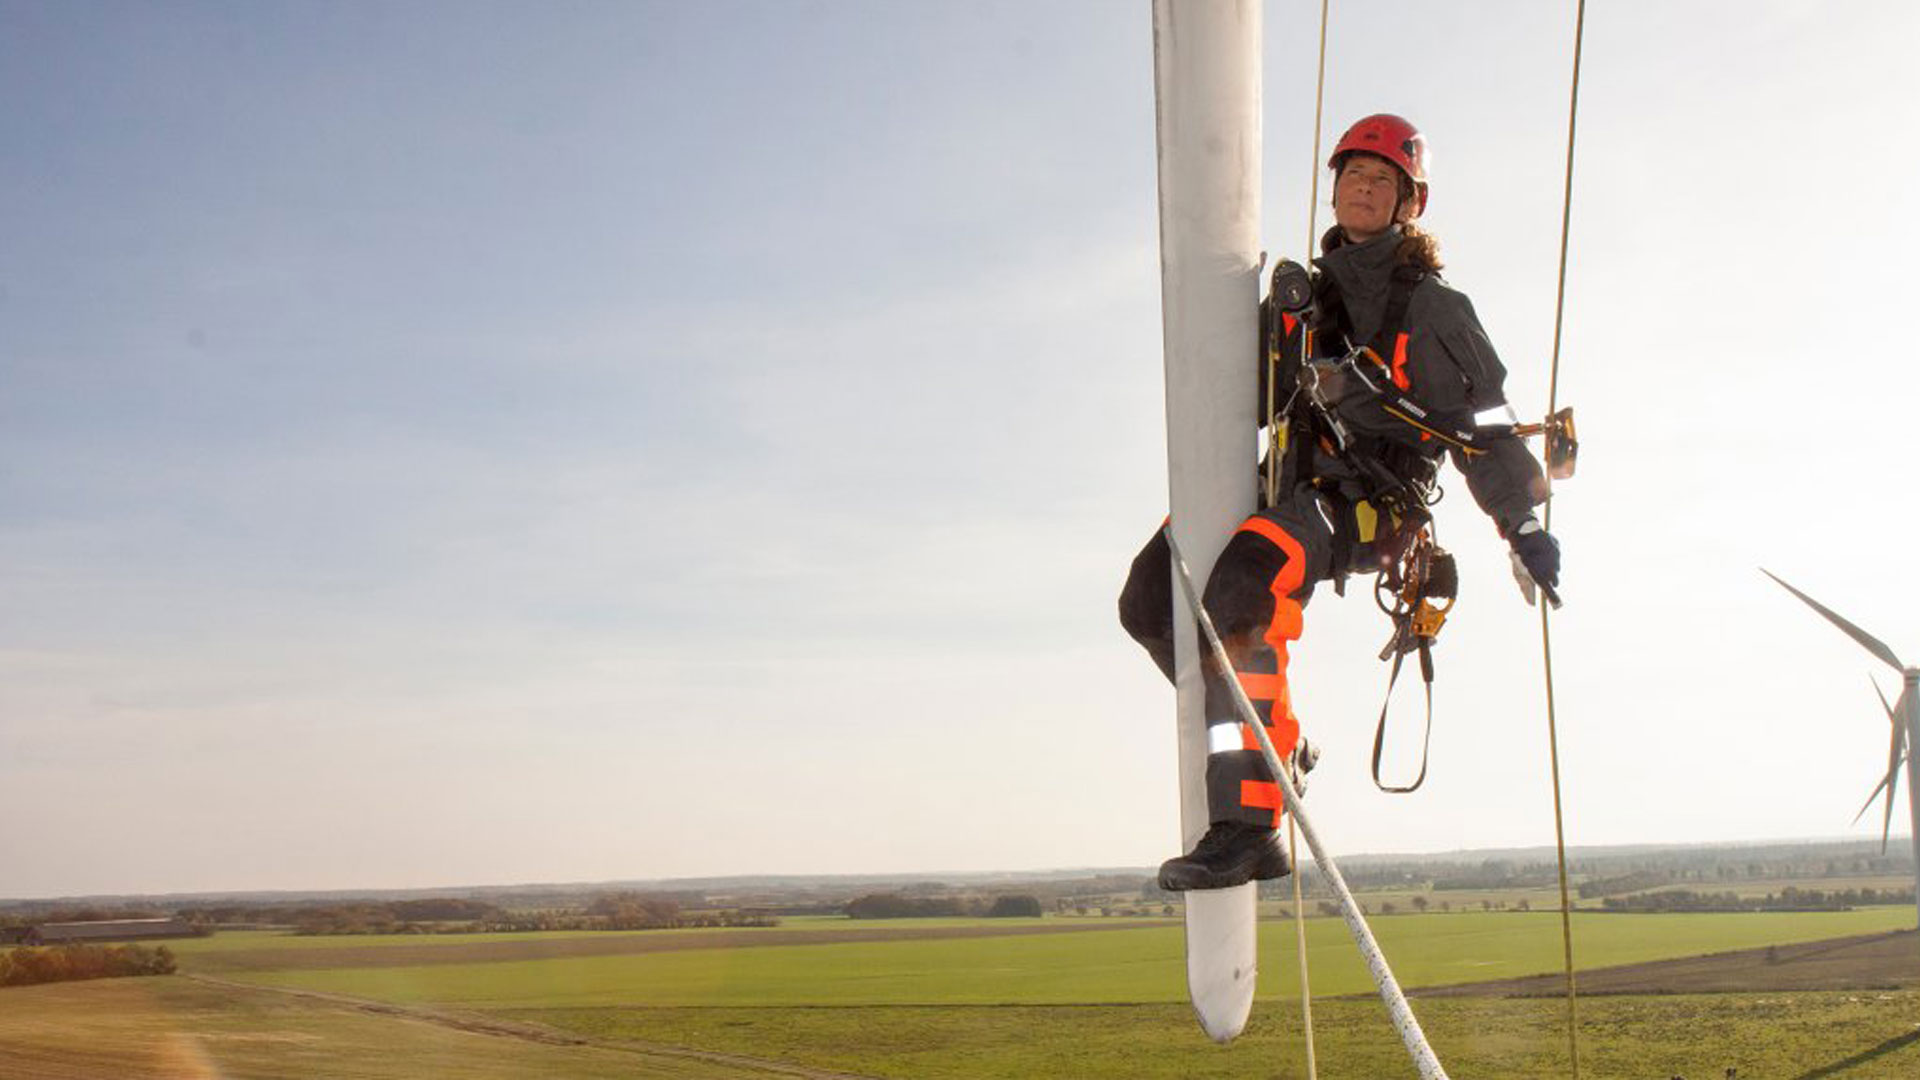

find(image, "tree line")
[1,944,176,987]
[844,894,1043,919]
[0,905,172,929]
[286,893,779,935]
[1599,886,1916,913]
[1577,870,1675,899]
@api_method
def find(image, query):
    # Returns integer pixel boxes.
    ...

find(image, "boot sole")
[1158,848,1290,892]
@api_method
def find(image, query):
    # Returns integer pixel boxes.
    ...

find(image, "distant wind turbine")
[1764,570,1918,928]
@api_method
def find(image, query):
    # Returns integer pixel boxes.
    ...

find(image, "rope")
[1304,0,1330,261]
[1288,797,1317,1080]
[1264,0,1332,515]
[1166,527,1451,1080]
[1540,1,1588,1076]
[1288,6,1332,1076]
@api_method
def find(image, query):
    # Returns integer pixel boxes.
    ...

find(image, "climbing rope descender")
[1516,407,1579,480]
[1370,525,1457,793]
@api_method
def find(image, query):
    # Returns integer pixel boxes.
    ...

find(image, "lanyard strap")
[1371,638,1435,794]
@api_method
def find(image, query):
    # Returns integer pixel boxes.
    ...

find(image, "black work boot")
[1157,821,1290,892]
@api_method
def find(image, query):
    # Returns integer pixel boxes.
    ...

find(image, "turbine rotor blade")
[1847,680,1907,844]
[1878,687,1909,854]
[1762,569,1905,672]
[1851,772,1892,827]
[1872,676,1899,724]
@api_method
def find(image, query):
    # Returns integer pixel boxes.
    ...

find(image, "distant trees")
[586,894,681,930]
[291,901,507,935]
[845,894,969,919]
[273,898,505,933]
[276,894,776,935]
[0,944,175,987]
[1428,860,1560,892]
[1599,886,1915,913]
[0,906,166,929]
[987,895,1043,918]
[1577,871,1673,899]
[844,893,1048,919]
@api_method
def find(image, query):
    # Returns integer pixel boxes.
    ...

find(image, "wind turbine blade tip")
[1763,572,1906,671]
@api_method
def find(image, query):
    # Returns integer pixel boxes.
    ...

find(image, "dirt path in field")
[186,919,1169,973]
[1412,928,1920,997]
[184,975,883,1078]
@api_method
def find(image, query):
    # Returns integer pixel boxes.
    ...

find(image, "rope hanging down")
[1541,1,1590,1076]
[1287,4,1333,1078]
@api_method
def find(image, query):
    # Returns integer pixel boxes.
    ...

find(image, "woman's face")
[1333,154,1408,243]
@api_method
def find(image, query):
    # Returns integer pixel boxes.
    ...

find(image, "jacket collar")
[1315,226,1405,345]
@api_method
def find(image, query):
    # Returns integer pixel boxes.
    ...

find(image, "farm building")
[20,918,199,945]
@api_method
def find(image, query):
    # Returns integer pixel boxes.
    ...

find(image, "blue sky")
[4,0,1918,897]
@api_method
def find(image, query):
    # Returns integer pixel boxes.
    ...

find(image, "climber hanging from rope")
[1120,113,1565,892]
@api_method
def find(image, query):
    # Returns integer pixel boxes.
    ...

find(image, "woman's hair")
[1390,170,1444,273]
[1396,222,1443,273]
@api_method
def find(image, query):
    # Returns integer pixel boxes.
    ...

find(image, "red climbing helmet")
[1329,113,1429,216]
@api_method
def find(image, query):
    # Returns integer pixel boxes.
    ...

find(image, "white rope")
[1286,801,1317,1079]
[1165,526,1449,1080]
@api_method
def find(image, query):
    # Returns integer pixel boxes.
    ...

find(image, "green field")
[507,993,1920,1079]
[6,909,1919,1078]
[0,977,760,1080]
[187,909,1915,1006]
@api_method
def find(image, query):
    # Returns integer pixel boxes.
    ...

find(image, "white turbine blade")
[1850,771,1893,827]
[1877,686,1909,854]
[1872,676,1898,722]
[1762,569,1905,672]
[1847,680,1905,832]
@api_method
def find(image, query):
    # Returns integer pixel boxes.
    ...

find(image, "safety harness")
[1264,260,1473,793]
[1268,264,1579,792]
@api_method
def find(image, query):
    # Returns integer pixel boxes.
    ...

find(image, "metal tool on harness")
[1515,407,1579,479]
[1370,526,1457,794]
[1261,258,1316,509]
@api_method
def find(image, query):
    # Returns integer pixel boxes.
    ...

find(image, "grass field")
[185,908,1915,1006]
[0,978,776,1080]
[3,977,1916,1079]
[6,909,1919,1078]
[507,993,1920,1079]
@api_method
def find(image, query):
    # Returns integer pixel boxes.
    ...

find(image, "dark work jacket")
[1260,227,1546,536]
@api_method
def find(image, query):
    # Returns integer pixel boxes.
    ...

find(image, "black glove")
[1508,516,1561,608]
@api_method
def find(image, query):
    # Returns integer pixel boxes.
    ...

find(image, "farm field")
[0,977,792,1080]
[180,908,1917,1006]
[1672,874,1916,901]
[5,911,1916,1078]
[166,917,1163,975]
[508,991,1920,1079]
[1417,929,1920,996]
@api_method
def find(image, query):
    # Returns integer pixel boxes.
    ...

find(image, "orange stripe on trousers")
[1232,517,1308,825]
[1240,780,1282,811]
